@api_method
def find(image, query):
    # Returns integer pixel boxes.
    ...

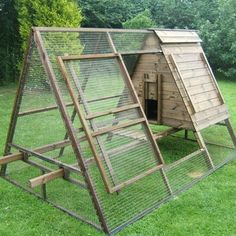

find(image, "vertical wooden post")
[193,131,215,169]
[41,170,47,200]
[1,32,34,177]
[184,130,188,140]
[157,74,162,124]
[225,119,236,147]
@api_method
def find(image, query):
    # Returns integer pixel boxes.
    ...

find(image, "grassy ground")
[0,80,236,235]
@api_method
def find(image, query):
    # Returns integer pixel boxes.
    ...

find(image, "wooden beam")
[154,127,182,140]
[0,153,23,165]
[29,169,64,188]
[34,26,149,33]
[157,74,162,124]
[18,102,74,117]
[34,139,71,153]
[91,118,145,137]
[85,103,139,120]
[61,53,116,61]
[111,164,163,193]
[120,49,162,55]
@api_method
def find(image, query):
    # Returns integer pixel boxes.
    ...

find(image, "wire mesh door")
[57,53,165,194]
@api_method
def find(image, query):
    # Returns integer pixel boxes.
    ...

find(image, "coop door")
[144,78,158,121]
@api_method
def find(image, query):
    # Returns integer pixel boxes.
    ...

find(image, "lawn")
[0,80,236,236]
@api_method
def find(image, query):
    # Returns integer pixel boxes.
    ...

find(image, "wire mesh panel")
[59,55,164,193]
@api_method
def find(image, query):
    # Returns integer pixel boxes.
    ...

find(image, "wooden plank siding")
[161,43,229,131]
[155,30,202,43]
[131,52,194,129]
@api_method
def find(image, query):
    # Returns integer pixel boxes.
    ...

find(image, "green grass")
[0,80,236,235]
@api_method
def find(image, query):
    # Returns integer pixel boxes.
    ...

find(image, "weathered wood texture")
[131,53,193,130]
[155,30,202,43]
[161,43,229,131]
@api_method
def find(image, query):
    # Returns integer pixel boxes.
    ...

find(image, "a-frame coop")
[1,27,236,235]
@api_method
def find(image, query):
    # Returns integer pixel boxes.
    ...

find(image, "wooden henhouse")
[0,27,236,235]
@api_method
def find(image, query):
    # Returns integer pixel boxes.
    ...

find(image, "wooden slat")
[18,102,74,117]
[61,53,116,60]
[194,98,222,112]
[162,81,179,92]
[161,117,194,130]
[85,103,139,120]
[225,119,236,148]
[35,26,149,33]
[34,139,71,153]
[193,131,214,169]
[111,129,146,141]
[165,149,205,171]
[111,164,163,193]
[177,60,205,70]
[162,90,183,102]
[188,83,215,95]
[162,110,191,122]
[0,153,23,165]
[157,74,162,123]
[162,45,203,55]
[168,53,201,64]
[191,90,218,104]
[154,127,182,140]
[29,169,64,187]
[196,111,229,130]
[0,138,75,165]
[180,68,209,79]
[91,118,145,137]
[120,49,162,55]
[155,30,201,43]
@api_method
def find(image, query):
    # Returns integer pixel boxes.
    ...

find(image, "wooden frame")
[57,53,166,194]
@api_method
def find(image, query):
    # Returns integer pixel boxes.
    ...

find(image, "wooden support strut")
[29,169,64,188]
[154,127,182,140]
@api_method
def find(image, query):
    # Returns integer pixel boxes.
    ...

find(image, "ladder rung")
[91,118,145,137]
[85,103,140,120]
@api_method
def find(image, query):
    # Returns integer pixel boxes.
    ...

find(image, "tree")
[0,0,21,85]
[123,10,156,29]
[78,0,134,28]
[16,0,83,51]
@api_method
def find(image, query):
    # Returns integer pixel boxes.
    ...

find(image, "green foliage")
[1,79,236,234]
[192,0,236,78]
[149,0,196,29]
[0,0,21,85]
[16,0,83,51]
[78,0,134,28]
[123,10,156,29]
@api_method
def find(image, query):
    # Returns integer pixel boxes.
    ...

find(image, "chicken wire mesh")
[2,28,236,235]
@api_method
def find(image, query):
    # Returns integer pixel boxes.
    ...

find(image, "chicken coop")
[0,27,236,235]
